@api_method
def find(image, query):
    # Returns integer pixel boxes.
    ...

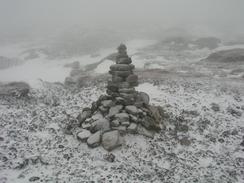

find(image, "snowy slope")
[0,77,243,182]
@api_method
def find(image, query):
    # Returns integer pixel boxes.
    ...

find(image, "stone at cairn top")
[107,44,138,105]
[73,44,165,151]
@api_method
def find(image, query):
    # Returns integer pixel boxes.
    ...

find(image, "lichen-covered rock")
[102,130,123,151]
[87,131,101,148]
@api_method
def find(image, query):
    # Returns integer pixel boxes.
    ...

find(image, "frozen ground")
[0,74,244,182]
[0,38,244,182]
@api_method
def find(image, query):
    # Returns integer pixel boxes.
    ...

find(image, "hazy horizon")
[1,0,244,41]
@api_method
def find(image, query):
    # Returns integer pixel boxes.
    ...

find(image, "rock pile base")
[74,44,165,151]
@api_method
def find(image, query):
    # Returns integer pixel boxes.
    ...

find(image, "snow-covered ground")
[0,76,243,182]
[0,38,244,182]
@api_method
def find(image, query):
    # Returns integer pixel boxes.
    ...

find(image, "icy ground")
[0,75,244,182]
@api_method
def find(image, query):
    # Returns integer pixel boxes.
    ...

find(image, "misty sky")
[0,0,244,38]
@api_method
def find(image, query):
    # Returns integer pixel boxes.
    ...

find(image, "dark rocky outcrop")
[0,82,30,97]
[203,48,244,63]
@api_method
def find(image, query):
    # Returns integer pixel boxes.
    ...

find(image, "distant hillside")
[203,48,244,62]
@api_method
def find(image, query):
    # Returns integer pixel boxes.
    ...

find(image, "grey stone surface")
[108,105,123,117]
[110,64,133,71]
[87,131,101,148]
[112,126,127,132]
[90,118,110,133]
[109,70,132,77]
[125,105,138,115]
[114,113,129,122]
[127,123,137,133]
[81,122,92,130]
[77,109,92,124]
[101,100,114,108]
[140,116,161,131]
[137,125,155,138]
[121,121,130,127]
[91,112,103,121]
[138,92,150,105]
[111,119,120,127]
[126,74,138,83]
[102,130,122,151]
[116,57,132,64]
[77,129,91,142]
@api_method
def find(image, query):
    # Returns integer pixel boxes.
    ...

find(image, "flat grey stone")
[137,125,155,138]
[119,88,135,94]
[116,57,132,64]
[111,119,120,127]
[91,112,103,121]
[101,100,114,108]
[87,131,101,148]
[77,109,92,124]
[114,113,129,122]
[108,105,123,117]
[121,121,130,127]
[90,118,110,133]
[102,130,123,151]
[77,129,91,142]
[110,64,133,71]
[99,106,108,114]
[110,70,132,77]
[81,122,92,130]
[129,114,138,122]
[112,126,127,133]
[126,74,138,83]
[127,123,137,133]
[125,105,138,115]
[138,92,150,105]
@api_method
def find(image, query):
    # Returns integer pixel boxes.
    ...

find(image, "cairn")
[107,44,138,105]
[74,44,165,151]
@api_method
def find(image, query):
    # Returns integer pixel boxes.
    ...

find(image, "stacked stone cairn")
[74,44,165,151]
